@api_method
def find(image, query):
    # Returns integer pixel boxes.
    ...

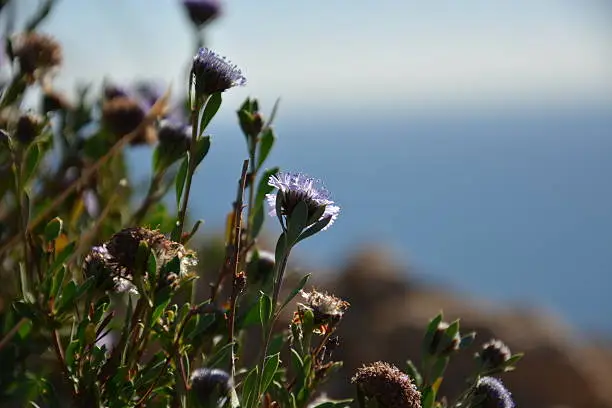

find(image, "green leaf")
[258,292,273,327]
[175,158,188,207]
[310,400,353,408]
[430,356,449,383]
[422,313,443,356]
[21,142,40,183]
[260,353,280,395]
[406,360,423,388]
[280,274,310,311]
[56,281,77,313]
[44,217,63,242]
[255,167,279,210]
[460,332,476,349]
[151,298,170,324]
[256,128,275,170]
[421,386,436,408]
[205,341,235,369]
[241,366,258,408]
[287,201,309,243]
[296,216,332,244]
[199,92,222,135]
[193,135,211,167]
[50,265,66,300]
[49,242,75,274]
[251,205,265,239]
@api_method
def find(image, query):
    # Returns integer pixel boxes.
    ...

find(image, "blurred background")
[8,0,612,338]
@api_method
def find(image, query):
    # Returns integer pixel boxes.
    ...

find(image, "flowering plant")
[0,1,522,407]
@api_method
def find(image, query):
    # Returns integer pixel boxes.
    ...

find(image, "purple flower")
[266,172,340,230]
[191,48,246,97]
[472,377,514,408]
[182,0,221,27]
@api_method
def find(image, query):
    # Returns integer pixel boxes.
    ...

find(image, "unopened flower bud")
[15,113,43,144]
[182,0,221,28]
[13,33,62,80]
[429,321,460,356]
[477,339,512,371]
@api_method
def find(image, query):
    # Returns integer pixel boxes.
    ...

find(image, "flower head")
[83,227,198,294]
[471,377,514,408]
[182,0,221,27]
[266,172,340,231]
[352,362,421,408]
[189,368,233,406]
[101,96,157,145]
[191,48,246,98]
[15,113,44,144]
[13,33,62,80]
[477,339,512,371]
[296,289,349,333]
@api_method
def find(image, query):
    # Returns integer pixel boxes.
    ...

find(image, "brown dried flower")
[13,33,62,79]
[101,97,157,145]
[352,361,421,408]
[478,339,512,371]
[295,289,349,334]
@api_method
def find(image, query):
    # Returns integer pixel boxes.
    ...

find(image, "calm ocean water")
[129,106,612,336]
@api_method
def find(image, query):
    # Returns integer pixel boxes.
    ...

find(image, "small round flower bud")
[189,368,233,406]
[15,113,43,144]
[471,377,515,408]
[13,33,62,79]
[352,362,421,408]
[182,0,221,28]
[248,250,275,285]
[477,339,512,371]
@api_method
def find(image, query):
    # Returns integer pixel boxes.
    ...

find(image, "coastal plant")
[0,1,522,407]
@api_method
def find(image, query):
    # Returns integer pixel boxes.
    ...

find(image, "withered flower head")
[101,97,156,145]
[477,339,512,371]
[13,33,62,79]
[471,377,514,408]
[352,361,421,408]
[296,289,349,334]
[15,113,44,144]
[84,227,198,294]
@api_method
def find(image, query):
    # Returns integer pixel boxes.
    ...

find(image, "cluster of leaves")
[0,2,523,408]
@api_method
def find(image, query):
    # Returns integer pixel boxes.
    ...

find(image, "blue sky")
[10,0,612,115]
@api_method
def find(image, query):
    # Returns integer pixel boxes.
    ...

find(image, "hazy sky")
[4,0,606,115]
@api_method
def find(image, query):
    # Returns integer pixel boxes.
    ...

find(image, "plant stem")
[0,317,27,351]
[227,160,249,380]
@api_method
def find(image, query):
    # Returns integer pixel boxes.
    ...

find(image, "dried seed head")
[296,289,349,334]
[13,33,62,79]
[352,362,421,408]
[101,97,157,145]
[15,113,44,144]
[182,0,221,27]
[478,339,512,371]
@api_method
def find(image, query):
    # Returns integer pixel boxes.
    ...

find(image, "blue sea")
[129,105,612,337]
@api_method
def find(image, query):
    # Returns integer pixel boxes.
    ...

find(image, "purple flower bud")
[191,48,246,98]
[182,0,221,28]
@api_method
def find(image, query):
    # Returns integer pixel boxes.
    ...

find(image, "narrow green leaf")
[286,201,309,243]
[199,92,222,135]
[241,366,258,408]
[151,298,170,324]
[258,291,273,327]
[255,167,279,209]
[22,142,40,183]
[175,158,188,207]
[296,216,332,244]
[256,128,275,170]
[251,205,265,239]
[193,135,211,167]
[280,273,310,311]
[205,341,236,369]
[406,360,423,388]
[260,353,280,395]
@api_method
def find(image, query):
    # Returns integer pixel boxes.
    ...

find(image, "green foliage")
[0,2,522,407]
